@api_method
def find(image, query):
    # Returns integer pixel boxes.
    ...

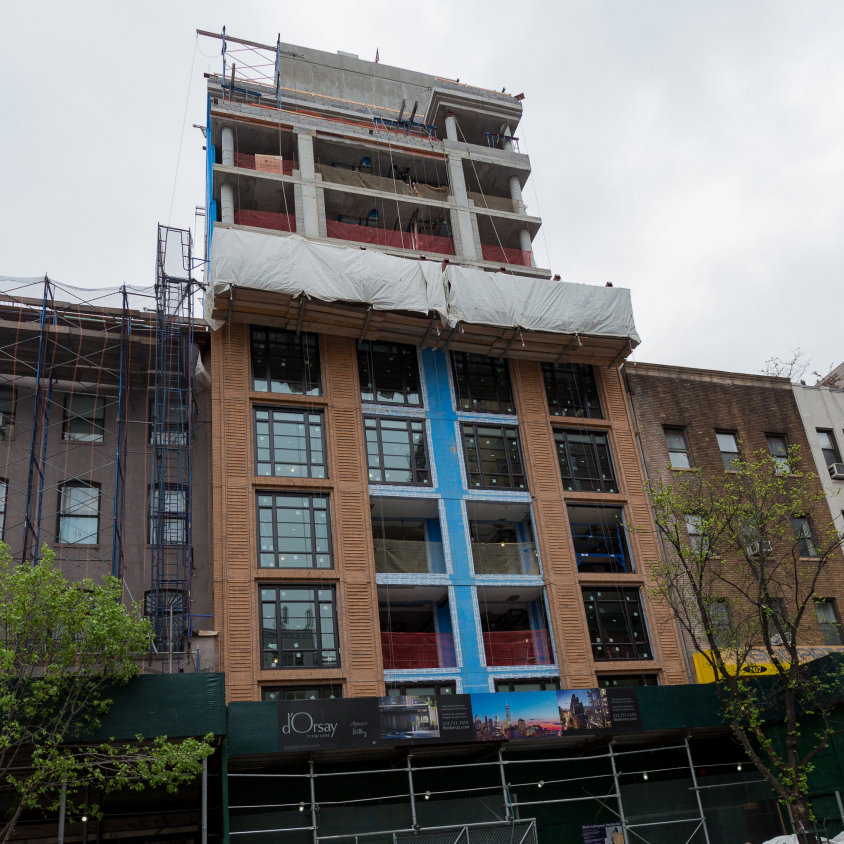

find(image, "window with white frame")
[58,482,100,544]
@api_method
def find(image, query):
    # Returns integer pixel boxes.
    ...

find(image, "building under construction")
[0,225,214,672]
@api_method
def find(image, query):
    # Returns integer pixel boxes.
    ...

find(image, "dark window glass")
[817,429,841,467]
[257,493,332,569]
[451,352,515,414]
[251,327,321,395]
[0,386,15,425]
[63,394,105,442]
[0,478,5,540]
[260,585,339,669]
[357,341,420,406]
[364,417,430,485]
[385,682,456,697]
[716,431,741,469]
[790,516,818,558]
[766,435,789,473]
[542,362,602,418]
[664,427,692,469]
[262,685,342,701]
[815,600,843,646]
[494,678,560,692]
[58,482,100,544]
[568,506,631,572]
[554,429,617,493]
[462,424,526,490]
[583,587,652,661]
[597,674,658,688]
[254,407,326,478]
[149,485,188,545]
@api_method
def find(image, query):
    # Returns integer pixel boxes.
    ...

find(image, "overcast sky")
[2,1,842,377]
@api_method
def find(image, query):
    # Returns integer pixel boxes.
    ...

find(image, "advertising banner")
[276,688,641,752]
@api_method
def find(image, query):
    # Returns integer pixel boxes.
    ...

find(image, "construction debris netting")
[206,228,641,344]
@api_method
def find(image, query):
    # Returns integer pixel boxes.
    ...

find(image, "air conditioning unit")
[828,463,844,480]
[747,540,773,556]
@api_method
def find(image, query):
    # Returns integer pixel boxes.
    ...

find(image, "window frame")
[493,678,561,693]
[451,351,515,414]
[149,396,190,446]
[254,406,326,479]
[766,434,789,474]
[461,423,527,491]
[664,427,692,469]
[582,587,653,661]
[62,393,106,443]
[259,585,340,669]
[357,340,421,407]
[57,481,101,545]
[0,477,6,541]
[542,362,603,419]
[250,326,321,396]
[385,682,456,697]
[262,684,342,701]
[148,484,188,546]
[817,429,842,467]
[364,416,431,486]
[790,516,818,559]
[708,599,733,649]
[814,599,843,646]
[256,492,333,570]
[554,428,618,493]
[716,431,741,470]
[0,385,15,426]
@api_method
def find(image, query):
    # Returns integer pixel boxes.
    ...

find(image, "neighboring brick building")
[623,362,844,676]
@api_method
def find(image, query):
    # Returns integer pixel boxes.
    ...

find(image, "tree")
[647,446,844,839]
[0,546,213,841]
[762,348,810,383]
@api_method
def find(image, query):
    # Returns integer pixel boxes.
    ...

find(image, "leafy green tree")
[0,545,213,841]
[647,446,844,840]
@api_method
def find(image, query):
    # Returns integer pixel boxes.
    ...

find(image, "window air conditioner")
[747,540,773,556]
[828,463,844,480]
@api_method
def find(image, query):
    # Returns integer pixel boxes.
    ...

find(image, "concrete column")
[444,112,458,142]
[445,146,478,260]
[220,182,234,225]
[296,130,320,238]
[508,175,525,214]
[221,127,234,167]
[518,228,533,266]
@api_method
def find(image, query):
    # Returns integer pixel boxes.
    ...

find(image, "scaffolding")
[148,224,197,653]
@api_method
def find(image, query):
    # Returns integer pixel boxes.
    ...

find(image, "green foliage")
[0,545,213,838]
[646,446,844,832]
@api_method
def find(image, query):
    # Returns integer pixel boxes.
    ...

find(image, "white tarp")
[207,229,448,329]
[443,265,640,341]
[206,228,640,343]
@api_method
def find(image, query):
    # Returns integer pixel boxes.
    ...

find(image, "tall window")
[63,394,105,442]
[357,341,421,406]
[451,352,515,414]
[664,427,692,469]
[0,479,5,541]
[254,407,326,478]
[364,417,430,485]
[790,516,818,558]
[568,506,631,573]
[251,327,321,395]
[554,429,617,493]
[684,514,708,554]
[542,362,602,418]
[149,397,189,446]
[716,431,741,469]
[461,424,526,490]
[708,600,733,648]
[149,486,188,545]
[260,586,339,669]
[766,435,789,473]
[815,599,843,646]
[257,493,332,569]
[58,482,100,545]
[817,429,841,467]
[582,587,652,661]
